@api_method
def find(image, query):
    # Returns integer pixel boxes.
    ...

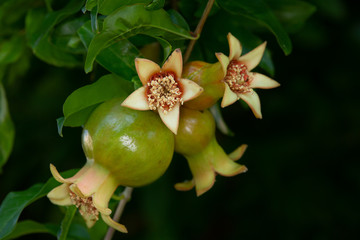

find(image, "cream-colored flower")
[216,33,280,118]
[47,163,128,233]
[121,49,203,134]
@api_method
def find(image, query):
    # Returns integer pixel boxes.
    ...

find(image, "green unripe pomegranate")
[183,61,225,110]
[174,107,247,196]
[48,97,174,233]
[82,97,174,187]
[174,107,215,156]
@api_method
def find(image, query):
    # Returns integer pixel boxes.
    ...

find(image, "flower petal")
[72,164,110,197]
[158,102,180,134]
[221,83,238,108]
[135,58,160,85]
[215,52,230,78]
[249,72,280,89]
[238,42,267,71]
[179,78,203,102]
[187,158,215,197]
[174,180,195,191]
[227,33,242,60]
[213,156,248,176]
[48,196,73,206]
[101,214,128,233]
[228,144,248,161]
[162,48,182,78]
[47,184,73,206]
[50,164,71,184]
[238,90,262,119]
[121,87,150,110]
[92,176,118,216]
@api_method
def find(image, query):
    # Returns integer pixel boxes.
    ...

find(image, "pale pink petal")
[238,90,262,119]
[158,102,180,134]
[162,48,183,78]
[228,144,248,161]
[249,72,280,89]
[101,214,128,233]
[135,58,160,85]
[221,83,238,108]
[72,165,109,197]
[238,42,267,71]
[179,78,203,102]
[121,87,150,111]
[174,179,195,191]
[228,33,242,60]
[215,52,230,78]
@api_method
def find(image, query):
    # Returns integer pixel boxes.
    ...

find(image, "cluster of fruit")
[47,33,279,233]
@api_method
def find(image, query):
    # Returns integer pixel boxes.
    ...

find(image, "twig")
[183,0,215,63]
[104,187,134,240]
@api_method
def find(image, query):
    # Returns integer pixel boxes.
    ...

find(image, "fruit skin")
[174,107,215,156]
[174,107,247,196]
[183,61,225,110]
[82,97,174,187]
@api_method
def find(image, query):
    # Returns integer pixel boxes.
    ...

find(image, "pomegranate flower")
[121,49,203,134]
[47,163,128,233]
[216,33,280,118]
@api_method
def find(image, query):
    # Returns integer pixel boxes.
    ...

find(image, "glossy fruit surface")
[82,98,174,187]
[174,107,215,156]
[183,61,225,110]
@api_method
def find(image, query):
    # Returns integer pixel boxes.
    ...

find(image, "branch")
[104,187,134,240]
[183,0,215,63]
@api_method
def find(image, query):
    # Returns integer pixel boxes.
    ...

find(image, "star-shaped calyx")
[121,49,203,134]
[216,33,280,118]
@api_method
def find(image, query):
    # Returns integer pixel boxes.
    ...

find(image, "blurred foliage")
[1,0,359,239]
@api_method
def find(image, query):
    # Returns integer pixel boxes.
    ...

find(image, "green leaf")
[0,169,77,239]
[167,9,190,31]
[97,0,151,15]
[85,0,97,11]
[78,21,141,79]
[217,0,292,55]
[52,16,88,55]
[155,37,172,63]
[0,83,15,172]
[25,0,84,67]
[58,206,77,240]
[265,0,316,33]
[59,74,133,135]
[3,220,57,240]
[0,0,40,30]
[84,4,195,73]
[0,35,24,64]
[145,0,165,10]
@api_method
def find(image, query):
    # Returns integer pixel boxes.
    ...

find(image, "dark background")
[1,0,359,239]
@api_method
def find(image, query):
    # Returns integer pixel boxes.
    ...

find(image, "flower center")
[70,190,99,222]
[146,72,183,114]
[225,60,252,94]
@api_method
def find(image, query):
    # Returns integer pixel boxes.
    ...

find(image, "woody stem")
[183,0,215,63]
[104,187,134,240]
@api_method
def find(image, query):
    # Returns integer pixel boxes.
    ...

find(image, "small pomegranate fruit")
[48,98,174,233]
[174,107,247,196]
[182,61,225,111]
